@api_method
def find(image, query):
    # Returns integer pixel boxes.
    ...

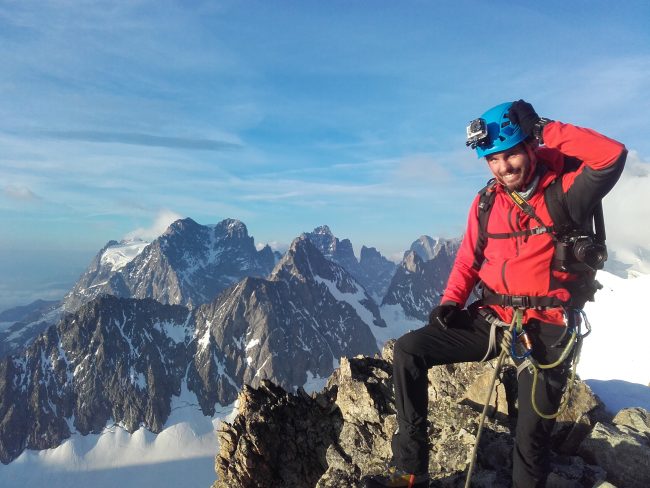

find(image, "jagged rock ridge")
[214,343,647,488]
[304,225,397,302]
[0,219,278,360]
[196,235,382,394]
[0,295,193,463]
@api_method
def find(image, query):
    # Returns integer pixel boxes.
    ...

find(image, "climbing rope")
[530,328,582,420]
[528,310,585,419]
[464,309,519,488]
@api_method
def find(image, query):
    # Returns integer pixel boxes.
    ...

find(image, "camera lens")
[573,240,607,270]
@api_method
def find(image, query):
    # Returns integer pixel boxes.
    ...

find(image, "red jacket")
[442,121,626,325]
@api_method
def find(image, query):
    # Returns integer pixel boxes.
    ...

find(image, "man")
[365,100,626,488]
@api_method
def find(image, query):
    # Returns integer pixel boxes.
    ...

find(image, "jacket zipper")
[514,213,522,256]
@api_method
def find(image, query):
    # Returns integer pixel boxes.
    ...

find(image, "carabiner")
[511,328,533,359]
[576,308,591,338]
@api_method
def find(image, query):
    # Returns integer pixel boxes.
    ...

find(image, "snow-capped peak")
[100,240,150,272]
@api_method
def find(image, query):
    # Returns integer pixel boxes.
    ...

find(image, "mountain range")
[0,219,278,359]
[0,218,459,464]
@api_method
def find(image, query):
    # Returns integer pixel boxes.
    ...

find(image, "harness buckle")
[508,295,530,308]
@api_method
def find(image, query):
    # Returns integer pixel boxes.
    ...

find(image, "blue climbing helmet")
[466,102,527,158]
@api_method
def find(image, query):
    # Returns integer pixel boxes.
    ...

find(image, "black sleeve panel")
[564,149,627,226]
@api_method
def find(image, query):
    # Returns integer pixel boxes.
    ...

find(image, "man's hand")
[428,303,460,330]
[508,99,540,137]
[509,99,551,144]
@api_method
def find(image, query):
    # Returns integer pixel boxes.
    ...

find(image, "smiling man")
[486,143,535,191]
[365,100,626,488]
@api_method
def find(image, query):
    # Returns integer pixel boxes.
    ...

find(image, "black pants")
[391,307,571,488]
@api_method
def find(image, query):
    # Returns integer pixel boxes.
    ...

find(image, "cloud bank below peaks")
[604,150,650,267]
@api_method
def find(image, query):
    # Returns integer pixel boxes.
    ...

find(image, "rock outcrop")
[578,408,650,488]
[214,341,647,487]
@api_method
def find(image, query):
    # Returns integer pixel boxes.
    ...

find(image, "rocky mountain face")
[214,341,650,488]
[304,226,362,277]
[358,245,398,302]
[304,226,397,302]
[409,236,460,263]
[63,218,276,312]
[0,235,383,464]
[60,240,135,312]
[0,295,192,464]
[382,237,460,321]
[192,235,382,403]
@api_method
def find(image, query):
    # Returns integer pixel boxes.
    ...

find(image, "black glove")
[428,303,460,330]
[508,99,540,138]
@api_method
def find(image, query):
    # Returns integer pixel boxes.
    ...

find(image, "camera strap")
[504,187,556,240]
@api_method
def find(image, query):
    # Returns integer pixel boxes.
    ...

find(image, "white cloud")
[3,185,41,201]
[603,150,650,260]
[256,241,289,254]
[389,251,405,264]
[124,210,184,241]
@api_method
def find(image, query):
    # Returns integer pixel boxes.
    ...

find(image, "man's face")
[485,144,534,191]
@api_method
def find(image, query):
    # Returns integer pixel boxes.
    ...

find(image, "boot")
[362,466,429,487]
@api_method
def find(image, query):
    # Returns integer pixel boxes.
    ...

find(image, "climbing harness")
[464,307,591,487]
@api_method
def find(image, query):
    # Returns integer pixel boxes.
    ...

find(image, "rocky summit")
[213,341,650,488]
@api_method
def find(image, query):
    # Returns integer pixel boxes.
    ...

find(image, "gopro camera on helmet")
[554,232,608,272]
[466,118,489,149]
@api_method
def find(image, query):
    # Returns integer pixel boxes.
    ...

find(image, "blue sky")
[1,0,650,310]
